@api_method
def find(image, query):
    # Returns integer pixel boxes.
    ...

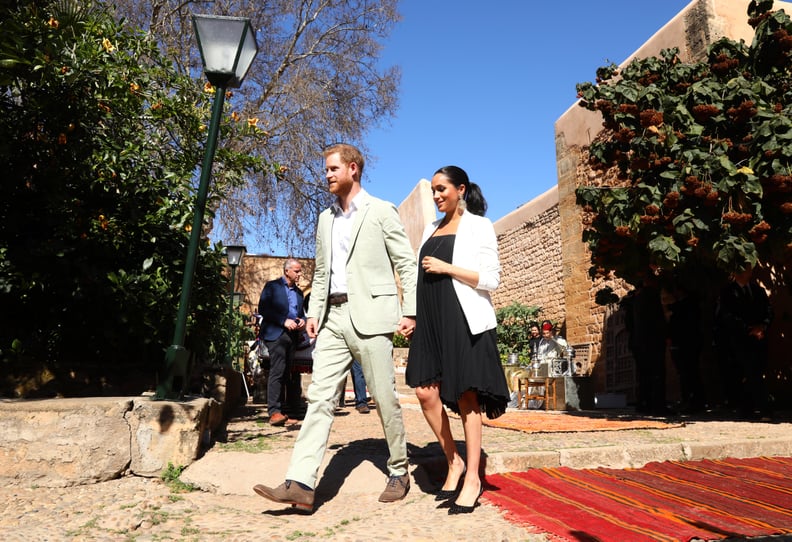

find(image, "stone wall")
[492,187,565,326]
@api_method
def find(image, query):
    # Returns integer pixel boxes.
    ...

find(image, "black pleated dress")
[405,234,509,419]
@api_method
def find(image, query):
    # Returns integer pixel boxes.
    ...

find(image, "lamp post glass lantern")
[225,245,246,368]
[225,244,246,267]
[192,14,258,88]
[155,15,258,400]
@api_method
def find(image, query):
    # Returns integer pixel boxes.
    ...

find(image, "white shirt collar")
[331,188,367,216]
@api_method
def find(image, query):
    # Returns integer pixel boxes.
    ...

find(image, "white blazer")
[419,210,501,335]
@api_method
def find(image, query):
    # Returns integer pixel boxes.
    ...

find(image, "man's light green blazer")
[308,191,417,335]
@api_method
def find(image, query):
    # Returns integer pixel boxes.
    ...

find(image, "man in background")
[257,258,306,426]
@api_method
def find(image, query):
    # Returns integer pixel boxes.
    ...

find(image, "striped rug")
[439,407,684,433]
[484,456,792,541]
[480,410,682,433]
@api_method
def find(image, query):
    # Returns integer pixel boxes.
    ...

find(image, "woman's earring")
[458,197,467,211]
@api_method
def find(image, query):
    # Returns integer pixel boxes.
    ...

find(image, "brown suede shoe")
[253,481,314,512]
[378,474,410,502]
[269,412,288,426]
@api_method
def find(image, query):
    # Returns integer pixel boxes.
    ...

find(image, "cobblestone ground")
[0,373,548,541]
[3,372,791,542]
[0,474,546,541]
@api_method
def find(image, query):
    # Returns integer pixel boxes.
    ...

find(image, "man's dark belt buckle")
[328,293,348,305]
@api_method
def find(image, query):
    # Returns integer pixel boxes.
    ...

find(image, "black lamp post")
[224,245,246,367]
[155,15,258,400]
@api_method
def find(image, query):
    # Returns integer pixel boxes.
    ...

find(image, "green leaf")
[647,235,681,263]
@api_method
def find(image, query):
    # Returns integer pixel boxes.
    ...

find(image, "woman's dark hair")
[434,165,487,216]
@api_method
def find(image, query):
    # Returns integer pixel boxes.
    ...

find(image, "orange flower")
[247,117,259,127]
[47,17,59,28]
[230,111,241,122]
[203,82,215,94]
[129,82,140,92]
[102,38,115,53]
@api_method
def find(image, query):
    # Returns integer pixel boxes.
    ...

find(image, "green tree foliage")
[0,0,266,396]
[495,302,541,363]
[575,0,792,288]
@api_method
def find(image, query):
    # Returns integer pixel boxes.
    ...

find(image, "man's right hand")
[306,317,318,339]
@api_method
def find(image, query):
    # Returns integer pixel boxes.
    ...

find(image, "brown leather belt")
[328,293,348,305]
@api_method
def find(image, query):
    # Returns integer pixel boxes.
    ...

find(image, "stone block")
[560,443,687,470]
[487,451,560,474]
[0,395,223,487]
[684,438,792,462]
[0,397,132,487]
[128,396,221,477]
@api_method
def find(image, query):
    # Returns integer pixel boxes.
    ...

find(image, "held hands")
[422,255,449,275]
[396,316,416,339]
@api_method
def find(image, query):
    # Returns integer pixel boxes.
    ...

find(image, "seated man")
[536,320,567,363]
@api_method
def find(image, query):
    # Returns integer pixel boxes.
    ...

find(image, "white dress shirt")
[329,189,367,295]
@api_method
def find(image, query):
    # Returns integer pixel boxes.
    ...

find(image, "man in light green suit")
[254,143,417,513]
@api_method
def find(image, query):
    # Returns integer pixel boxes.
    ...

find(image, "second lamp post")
[224,244,246,367]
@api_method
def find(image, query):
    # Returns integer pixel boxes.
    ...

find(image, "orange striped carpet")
[405,394,683,433]
[484,456,792,541]
[480,410,682,433]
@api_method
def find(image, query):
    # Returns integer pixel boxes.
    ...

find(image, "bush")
[496,302,541,364]
[575,1,792,285]
[392,333,411,348]
[0,1,265,396]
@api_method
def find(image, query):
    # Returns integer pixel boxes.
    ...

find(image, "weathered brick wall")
[492,188,565,326]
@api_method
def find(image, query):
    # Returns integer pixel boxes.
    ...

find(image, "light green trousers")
[285,303,408,488]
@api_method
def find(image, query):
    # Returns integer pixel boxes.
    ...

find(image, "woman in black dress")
[406,166,509,515]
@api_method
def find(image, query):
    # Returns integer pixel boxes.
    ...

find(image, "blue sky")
[362,0,696,222]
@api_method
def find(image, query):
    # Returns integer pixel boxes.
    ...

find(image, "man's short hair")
[323,143,365,178]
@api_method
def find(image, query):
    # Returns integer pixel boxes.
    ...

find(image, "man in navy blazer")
[258,258,306,426]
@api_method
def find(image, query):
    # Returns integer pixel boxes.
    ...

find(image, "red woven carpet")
[484,456,792,542]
